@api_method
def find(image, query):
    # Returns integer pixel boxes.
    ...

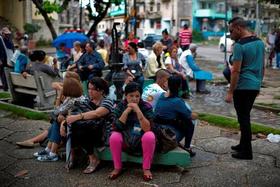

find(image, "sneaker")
[37,154,59,162]
[185,148,196,157]
[196,90,211,94]
[33,149,49,157]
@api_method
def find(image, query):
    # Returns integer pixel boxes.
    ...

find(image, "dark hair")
[88,77,109,96]
[228,17,247,28]
[98,39,105,48]
[137,42,144,48]
[87,41,96,49]
[162,29,168,35]
[124,82,142,96]
[64,71,80,82]
[62,78,83,98]
[128,42,138,52]
[168,75,181,98]
[59,43,66,47]
[155,69,170,80]
[183,24,189,29]
[29,50,46,61]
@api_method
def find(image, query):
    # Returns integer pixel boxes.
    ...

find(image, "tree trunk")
[86,3,110,37]
[32,0,57,39]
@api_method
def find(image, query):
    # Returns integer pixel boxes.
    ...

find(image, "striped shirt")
[179,29,192,46]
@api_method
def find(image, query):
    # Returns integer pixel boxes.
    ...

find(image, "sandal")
[83,160,100,174]
[108,169,123,180]
[143,170,153,181]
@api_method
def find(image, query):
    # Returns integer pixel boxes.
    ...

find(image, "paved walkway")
[0,110,280,187]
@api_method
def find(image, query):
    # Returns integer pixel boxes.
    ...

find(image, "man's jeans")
[233,90,259,153]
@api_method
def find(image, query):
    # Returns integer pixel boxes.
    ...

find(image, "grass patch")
[198,113,280,135]
[0,103,49,121]
[273,95,280,100]
[0,92,11,99]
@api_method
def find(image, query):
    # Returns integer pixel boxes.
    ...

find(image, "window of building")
[150,5,153,12]
[157,3,160,11]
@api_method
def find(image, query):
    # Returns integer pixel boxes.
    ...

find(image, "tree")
[86,0,122,37]
[31,0,72,39]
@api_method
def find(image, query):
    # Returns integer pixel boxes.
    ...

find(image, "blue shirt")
[232,36,265,90]
[154,93,192,122]
[14,53,29,73]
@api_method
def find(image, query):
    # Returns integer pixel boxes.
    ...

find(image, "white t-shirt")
[142,83,165,108]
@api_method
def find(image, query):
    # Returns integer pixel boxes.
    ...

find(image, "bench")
[4,67,60,110]
[95,147,191,168]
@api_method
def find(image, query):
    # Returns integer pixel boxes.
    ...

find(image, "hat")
[1,27,11,35]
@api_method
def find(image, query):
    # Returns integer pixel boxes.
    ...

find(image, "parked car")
[143,34,162,48]
[219,33,234,52]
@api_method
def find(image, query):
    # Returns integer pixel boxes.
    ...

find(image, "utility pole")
[79,0,83,30]
[124,0,128,38]
[255,1,260,36]
[133,0,137,37]
[224,0,228,62]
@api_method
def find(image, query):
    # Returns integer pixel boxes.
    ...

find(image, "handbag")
[156,126,178,153]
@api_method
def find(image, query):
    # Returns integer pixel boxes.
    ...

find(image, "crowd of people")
[0,17,271,181]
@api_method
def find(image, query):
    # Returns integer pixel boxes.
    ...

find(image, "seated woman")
[109,82,155,181]
[66,77,114,174]
[145,42,166,80]
[154,75,196,157]
[179,43,212,94]
[33,77,87,161]
[123,42,146,88]
[165,46,190,99]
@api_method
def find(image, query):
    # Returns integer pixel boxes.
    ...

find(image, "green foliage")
[192,30,204,42]
[198,113,280,135]
[87,0,122,20]
[0,103,49,121]
[0,92,11,99]
[23,23,41,35]
[42,0,63,14]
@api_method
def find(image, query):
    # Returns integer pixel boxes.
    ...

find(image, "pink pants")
[109,131,156,170]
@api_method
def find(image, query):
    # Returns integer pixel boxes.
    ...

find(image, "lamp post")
[111,22,126,102]
[224,0,228,63]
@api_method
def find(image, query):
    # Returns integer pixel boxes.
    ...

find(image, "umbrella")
[52,32,88,48]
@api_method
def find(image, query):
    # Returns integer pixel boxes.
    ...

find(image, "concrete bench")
[4,68,60,110]
[95,146,191,168]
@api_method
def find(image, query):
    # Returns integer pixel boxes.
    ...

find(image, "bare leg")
[28,130,48,143]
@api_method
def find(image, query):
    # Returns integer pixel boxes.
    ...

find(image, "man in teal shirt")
[225,17,265,160]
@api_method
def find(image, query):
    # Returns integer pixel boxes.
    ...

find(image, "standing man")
[179,24,192,51]
[225,17,265,160]
[0,27,14,91]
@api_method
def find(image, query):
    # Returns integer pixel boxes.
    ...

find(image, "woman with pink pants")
[109,82,156,181]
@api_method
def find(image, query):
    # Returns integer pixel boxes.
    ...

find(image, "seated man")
[14,46,29,73]
[179,43,212,94]
[142,69,170,108]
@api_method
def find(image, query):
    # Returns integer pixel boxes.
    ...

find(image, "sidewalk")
[0,110,279,186]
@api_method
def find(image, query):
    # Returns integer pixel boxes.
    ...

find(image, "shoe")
[196,90,210,94]
[109,169,123,180]
[143,170,153,181]
[231,144,242,151]
[33,149,49,157]
[37,154,59,162]
[83,160,100,174]
[16,141,35,148]
[185,148,196,157]
[231,152,252,160]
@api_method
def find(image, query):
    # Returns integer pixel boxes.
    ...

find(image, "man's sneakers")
[34,149,59,162]
[37,154,59,162]
[33,149,49,157]
[231,144,253,160]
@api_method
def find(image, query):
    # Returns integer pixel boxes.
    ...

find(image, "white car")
[219,33,234,52]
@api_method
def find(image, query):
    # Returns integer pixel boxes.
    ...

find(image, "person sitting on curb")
[142,69,170,108]
[33,77,87,162]
[109,82,155,181]
[179,43,212,94]
[154,75,197,157]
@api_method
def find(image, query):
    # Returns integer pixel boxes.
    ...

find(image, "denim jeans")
[276,52,280,68]
[233,89,259,153]
[48,121,62,144]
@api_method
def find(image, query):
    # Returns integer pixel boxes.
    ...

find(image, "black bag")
[156,126,178,153]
